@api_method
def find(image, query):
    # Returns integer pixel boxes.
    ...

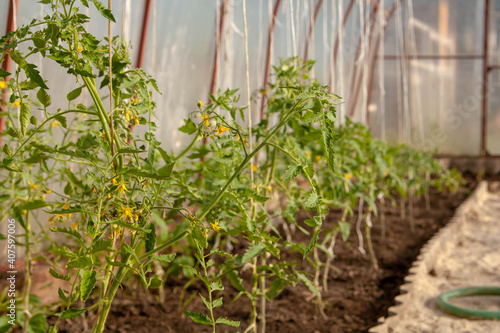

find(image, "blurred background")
[1,0,500,156]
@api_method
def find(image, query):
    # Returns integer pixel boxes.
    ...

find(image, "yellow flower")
[43,188,53,194]
[344,173,353,180]
[197,100,204,108]
[52,121,59,128]
[189,214,196,220]
[71,222,78,231]
[315,155,321,162]
[133,116,140,126]
[119,205,134,221]
[92,186,97,193]
[236,133,247,145]
[62,203,70,210]
[199,113,210,126]
[12,100,20,107]
[124,109,131,122]
[211,220,222,231]
[28,182,40,190]
[306,152,311,159]
[111,177,119,185]
[77,46,83,53]
[250,164,258,172]
[260,89,267,95]
[265,185,272,192]
[116,182,129,196]
[214,124,230,136]
[0,81,6,89]
[130,97,139,105]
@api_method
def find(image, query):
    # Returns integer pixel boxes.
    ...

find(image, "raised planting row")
[0,2,462,333]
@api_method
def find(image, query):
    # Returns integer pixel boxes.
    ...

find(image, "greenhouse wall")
[1,0,499,155]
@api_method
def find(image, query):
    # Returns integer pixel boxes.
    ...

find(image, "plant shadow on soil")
[37,174,485,332]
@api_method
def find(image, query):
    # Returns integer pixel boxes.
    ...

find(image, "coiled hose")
[436,287,500,320]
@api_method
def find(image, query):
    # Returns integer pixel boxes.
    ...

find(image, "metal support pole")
[481,0,490,156]
[136,0,152,68]
[0,0,19,148]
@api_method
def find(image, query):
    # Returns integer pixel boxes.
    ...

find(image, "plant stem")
[260,256,266,333]
[365,212,378,270]
[198,98,309,221]
[23,213,31,333]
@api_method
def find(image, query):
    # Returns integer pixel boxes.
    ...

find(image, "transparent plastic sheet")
[0,0,497,154]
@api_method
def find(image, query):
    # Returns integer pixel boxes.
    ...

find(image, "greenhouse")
[0,0,499,332]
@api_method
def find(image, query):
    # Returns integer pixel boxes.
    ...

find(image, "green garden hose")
[436,287,500,320]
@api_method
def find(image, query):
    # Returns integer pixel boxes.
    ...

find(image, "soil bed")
[46,177,477,333]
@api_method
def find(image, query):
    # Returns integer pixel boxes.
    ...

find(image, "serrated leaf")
[212,297,223,308]
[296,271,320,298]
[242,243,266,263]
[25,63,48,89]
[304,229,320,258]
[89,239,112,254]
[303,192,320,208]
[36,88,51,107]
[267,278,287,300]
[80,270,96,302]
[66,257,92,269]
[58,288,68,302]
[184,311,212,325]
[0,68,10,77]
[90,0,116,21]
[215,317,240,327]
[59,308,87,319]
[227,270,245,292]
[210,279,224,291]
[282,163,301,183]
[20,102,31,135]
[49,269,70,282]
[151,254,176,263]
[338,221,351,242]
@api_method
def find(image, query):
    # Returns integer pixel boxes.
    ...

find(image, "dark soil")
[42,176,480,332]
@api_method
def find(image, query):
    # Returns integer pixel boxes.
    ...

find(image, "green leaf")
[158,162,175,178]
[304,229,320,258]
[36,88,51,107]
[66,87,82,101]
[89,239,112,254]
[267,278,287,300]
[80,270,97,302]
[212,297,223,308]
[210,279,224,291]
[28,313,47,333]
[66,257,92,269]
[6,127,22,139]
[145,224,156,253]
[0,316,12,332]
[0,69,10,77]
[215,317,240,327]
[303,192,320,208]
[148,275,162,289]
[24,63,48,89]
[20,102,31,135]
[59,308,87,319]
[58,288,68,303]
[184,311,212,325]
[19,200,48,211]
[296,271,320,297]
[54,115,67,128]
[178,118,197,134]
[90,0,116,21]
[151,254,176,263]
[49,269,70,282]
[227,270,245,292]
[282,163,301,183]
[338,221,351,242]
[303,216,322,228]
[48,326,58,333]
[242,243,266,263]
